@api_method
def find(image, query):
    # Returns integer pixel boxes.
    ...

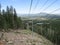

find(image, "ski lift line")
[42,0,57,11]
[29,0,33,14]
[44,8,60,16]
[34,0,40,10]
[39,0,49,10]
[50,8,60,13]
[33,0,49,12]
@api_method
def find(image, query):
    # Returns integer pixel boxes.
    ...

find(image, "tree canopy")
[0,4,22,31]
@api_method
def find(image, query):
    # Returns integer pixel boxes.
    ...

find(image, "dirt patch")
[0,40,5,45]
[0,30,54,45]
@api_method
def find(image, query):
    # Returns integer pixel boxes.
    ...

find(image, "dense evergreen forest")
[0,4,22,31]
[23,19,60,45]
[33,19,60,45]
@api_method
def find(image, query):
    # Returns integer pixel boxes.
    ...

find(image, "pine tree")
[14,8,17,29]
[0,4,3,30]
[6,6,10,29]
[14,8,22,29]
[9,6,14,28]
[2,9,7,30]
[0,4,1,14]
[0,4,1,29]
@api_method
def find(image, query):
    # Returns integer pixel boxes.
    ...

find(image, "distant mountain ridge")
[18,13,60,19]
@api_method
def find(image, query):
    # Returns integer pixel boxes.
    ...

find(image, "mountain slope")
[19,13,60,19]
[0,30,54,45]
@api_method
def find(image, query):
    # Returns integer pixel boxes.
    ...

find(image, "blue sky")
[0,0,60,14]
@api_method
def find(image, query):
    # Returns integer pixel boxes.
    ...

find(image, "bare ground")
[0,29,54,45]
